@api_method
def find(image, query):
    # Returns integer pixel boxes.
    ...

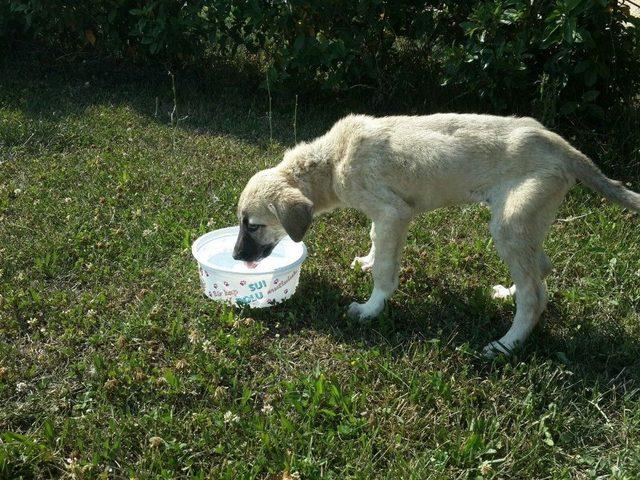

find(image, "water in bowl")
[202,234,301,273]
[208,251,291,273]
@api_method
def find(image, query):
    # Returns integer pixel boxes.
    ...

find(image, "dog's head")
[233,168,313,263]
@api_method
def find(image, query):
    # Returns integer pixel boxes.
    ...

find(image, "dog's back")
[322,113,640,213]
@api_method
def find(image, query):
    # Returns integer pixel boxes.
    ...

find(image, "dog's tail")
[559,135,640,212]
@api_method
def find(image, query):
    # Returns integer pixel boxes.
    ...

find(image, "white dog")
[233,114,639,356]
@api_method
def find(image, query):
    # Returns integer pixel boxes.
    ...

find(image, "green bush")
[4,1,230,62]
[3,0,639,121]
[237,1,454,90]
[442,0,640,120]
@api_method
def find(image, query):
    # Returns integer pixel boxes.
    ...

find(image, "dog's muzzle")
[232,231,275,262]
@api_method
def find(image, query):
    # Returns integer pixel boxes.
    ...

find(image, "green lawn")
[1,59,639,479]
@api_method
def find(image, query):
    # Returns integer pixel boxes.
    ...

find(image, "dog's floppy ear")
[268,190,313,242]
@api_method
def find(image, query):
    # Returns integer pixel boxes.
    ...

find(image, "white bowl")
[192,226,307,308]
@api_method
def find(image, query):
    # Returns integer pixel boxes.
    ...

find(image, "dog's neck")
[278,141,341,214]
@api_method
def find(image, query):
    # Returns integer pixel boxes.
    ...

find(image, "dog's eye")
[247,223,262,232]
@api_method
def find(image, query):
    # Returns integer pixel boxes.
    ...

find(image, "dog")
[233,114,640,356]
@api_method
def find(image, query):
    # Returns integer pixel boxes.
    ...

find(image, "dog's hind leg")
[483,177,567,357]
[351,223,376,271]
[348,208,410,320]
[484,238,548,357]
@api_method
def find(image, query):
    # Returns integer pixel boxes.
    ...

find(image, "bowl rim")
[192,226,308,276]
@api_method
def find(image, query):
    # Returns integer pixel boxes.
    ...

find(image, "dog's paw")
[350,254,374,271]
[482,340,512,359]
[491,284,516,299]
[347,301,379,321]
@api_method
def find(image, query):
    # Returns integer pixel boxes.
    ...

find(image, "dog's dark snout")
[232,227,262,261]
[232,226,276,263]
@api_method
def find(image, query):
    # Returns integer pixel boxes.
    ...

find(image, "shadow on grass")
[250,269,640,388]
[0,54,372,151]
[3,52,639,178]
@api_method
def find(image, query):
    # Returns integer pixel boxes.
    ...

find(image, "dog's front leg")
[348,214,410,320]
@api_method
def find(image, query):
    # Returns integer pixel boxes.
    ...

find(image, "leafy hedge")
[2,1,228,61]
[3,1,639,120]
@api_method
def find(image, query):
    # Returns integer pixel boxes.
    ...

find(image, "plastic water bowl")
[192,226,307,308]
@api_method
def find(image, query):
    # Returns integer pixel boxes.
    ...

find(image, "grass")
[1,57,639,479]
